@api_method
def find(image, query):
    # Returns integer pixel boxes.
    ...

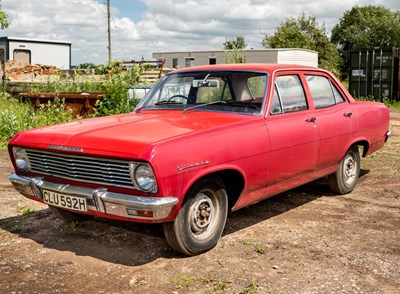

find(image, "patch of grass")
[67,220,82,229]
[136,277,149,286]
[171,275,231,293]
[385,100,400,109]
[16,205,36,216]
[171,274,196,289]
[355,96,400,109]
[214,281,230,292]
[0,219,20,230]
[242,238,266,254]
[0,219,26,231]
[241,278,261,294]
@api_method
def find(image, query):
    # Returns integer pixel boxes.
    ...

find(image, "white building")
[153,48,318,69]
[0,36,71,69]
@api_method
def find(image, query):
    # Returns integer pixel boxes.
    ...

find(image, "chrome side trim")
[8,173,178,220]
[177,160,210,171]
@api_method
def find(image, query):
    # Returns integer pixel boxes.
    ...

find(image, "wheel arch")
[182,168,245,212]
[350,139,369,157]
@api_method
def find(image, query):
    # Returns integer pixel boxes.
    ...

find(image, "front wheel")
[328,145,360,194]
[163,177,228,256]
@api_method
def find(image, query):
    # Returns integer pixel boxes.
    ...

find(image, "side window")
[305,75,345,108]
[271,75,307,114]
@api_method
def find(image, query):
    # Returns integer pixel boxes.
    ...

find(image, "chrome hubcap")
[189,192,218,239]
[343,153,357,185]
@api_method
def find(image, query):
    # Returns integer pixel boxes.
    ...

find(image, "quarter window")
[271,75,307,114]
[247,75,267,99]
[305,75,345,108]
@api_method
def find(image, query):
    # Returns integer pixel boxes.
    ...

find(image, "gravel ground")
[0,109,399,294]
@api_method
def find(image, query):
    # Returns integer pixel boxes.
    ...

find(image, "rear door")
[303,73,355,170]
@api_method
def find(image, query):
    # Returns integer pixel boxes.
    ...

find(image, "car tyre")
[328,145,360,194]
[163,177,228,256]
[48,205,94,223]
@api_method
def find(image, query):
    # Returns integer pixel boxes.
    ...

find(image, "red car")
[8,64,391,255]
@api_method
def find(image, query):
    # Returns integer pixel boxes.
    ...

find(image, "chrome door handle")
[305,117,317,123]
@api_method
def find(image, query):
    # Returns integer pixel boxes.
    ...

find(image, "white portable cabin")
[0,36,71,69]
[153,48,318,69]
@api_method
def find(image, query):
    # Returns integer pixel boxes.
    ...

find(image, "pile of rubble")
[4,60,59,82]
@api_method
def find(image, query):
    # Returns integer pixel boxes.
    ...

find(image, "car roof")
[172,63,319,73]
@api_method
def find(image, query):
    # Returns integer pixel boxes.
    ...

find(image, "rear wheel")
[48,205,94,223]
[163,177,228,256]
[328,145,360,194]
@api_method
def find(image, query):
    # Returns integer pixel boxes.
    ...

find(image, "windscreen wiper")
[183,100,227,113]
[154,100,184,105]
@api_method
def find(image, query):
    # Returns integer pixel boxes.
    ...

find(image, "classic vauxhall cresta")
[8,64,391,255]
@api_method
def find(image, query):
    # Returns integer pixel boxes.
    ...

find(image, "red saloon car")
[8,64,391,255]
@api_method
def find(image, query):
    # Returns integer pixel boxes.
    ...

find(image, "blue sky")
[1,0,398,66]
[112,0,147,21]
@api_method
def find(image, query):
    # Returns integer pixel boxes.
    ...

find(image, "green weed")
[171,274,196,289]
[16,205,35,216]
[0,94,73,147]
[215,281,230,292]
[241,278,261,294]
[242,238,266,254]
[0,219,26,231]
[67,220,81,229]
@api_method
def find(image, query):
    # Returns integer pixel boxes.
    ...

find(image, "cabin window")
[185,57,195,67]
[172,58,178,68]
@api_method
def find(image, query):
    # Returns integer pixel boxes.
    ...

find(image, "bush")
[29,62,142,116]
[0,94,73,147]
[94,66,141,116]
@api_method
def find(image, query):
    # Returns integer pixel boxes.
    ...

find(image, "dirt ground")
[0,110,399,294]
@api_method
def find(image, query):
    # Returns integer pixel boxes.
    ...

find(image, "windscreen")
[136,71,268,115]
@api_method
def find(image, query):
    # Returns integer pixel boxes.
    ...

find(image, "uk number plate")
[42,190,87,212]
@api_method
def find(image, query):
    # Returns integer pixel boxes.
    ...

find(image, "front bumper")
[9,173,178,221]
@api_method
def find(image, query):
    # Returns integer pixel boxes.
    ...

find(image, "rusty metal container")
[21,92,104,117]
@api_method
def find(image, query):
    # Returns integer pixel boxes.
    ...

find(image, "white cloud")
[1,0,398,65]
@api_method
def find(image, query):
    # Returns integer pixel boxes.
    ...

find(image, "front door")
[266,73,319,186]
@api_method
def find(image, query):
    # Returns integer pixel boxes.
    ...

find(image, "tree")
[223,35,247,50]
[223,36,247,63]
[0,2,10,29]
[262,13,341,76]
[331,5,400,69]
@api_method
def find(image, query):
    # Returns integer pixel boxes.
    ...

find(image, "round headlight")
[134,164,156,192]
[13,148,30,171]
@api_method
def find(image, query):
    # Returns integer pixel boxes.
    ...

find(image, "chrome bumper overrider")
[8,173,178,220]
[385,130,392,142]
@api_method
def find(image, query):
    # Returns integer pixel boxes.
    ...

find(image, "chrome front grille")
[25,148,133,188]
